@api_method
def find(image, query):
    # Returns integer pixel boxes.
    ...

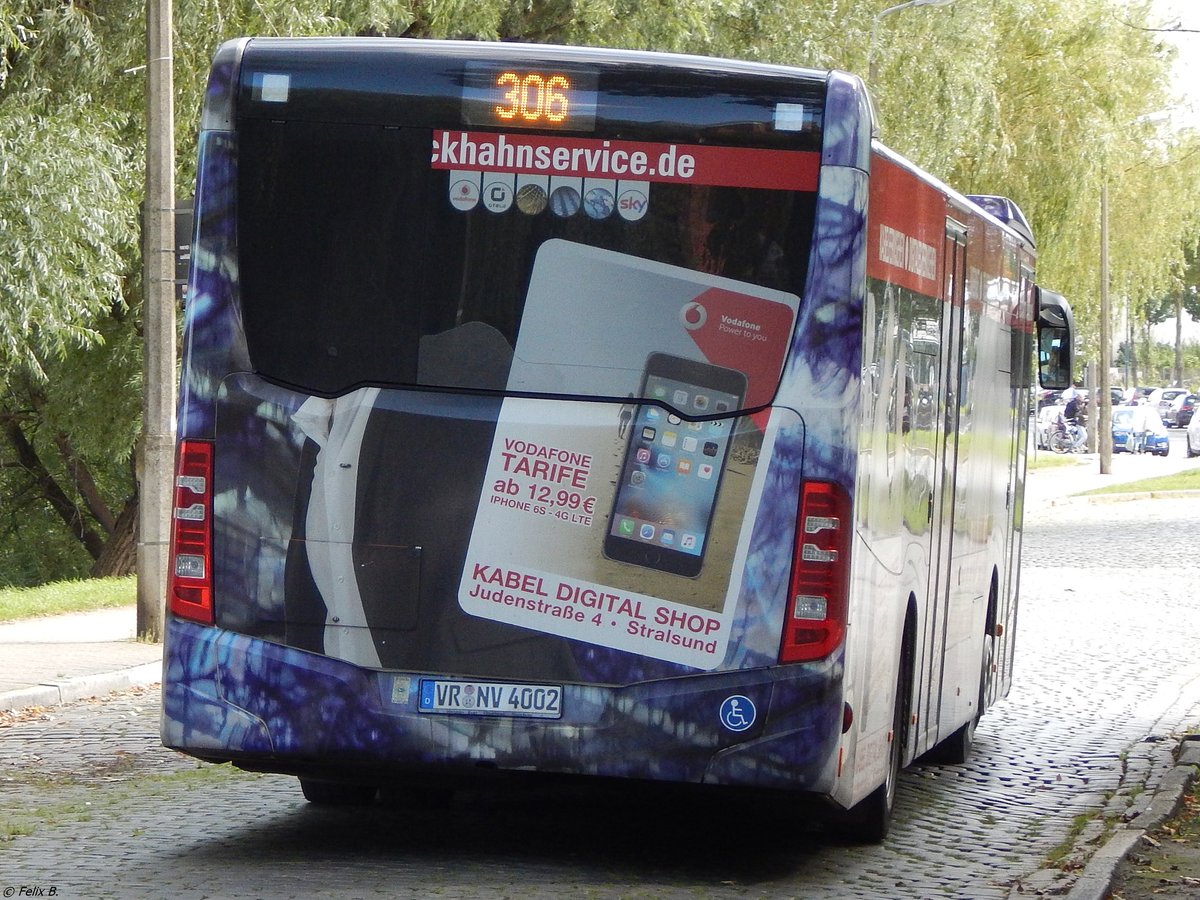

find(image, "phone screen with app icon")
[603,353,746,577]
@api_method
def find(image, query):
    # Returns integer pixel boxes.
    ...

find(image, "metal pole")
[138,0,175,641]
[1099,182,1112,474]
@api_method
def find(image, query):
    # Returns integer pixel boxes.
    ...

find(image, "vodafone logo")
[449,178,480,211]
[680,302,707,330]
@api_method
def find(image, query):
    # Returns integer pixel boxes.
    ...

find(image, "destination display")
[462,61,599,131]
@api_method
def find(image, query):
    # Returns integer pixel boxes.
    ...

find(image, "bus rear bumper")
[162,619,843,794]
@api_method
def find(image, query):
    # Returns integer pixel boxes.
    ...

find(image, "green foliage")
[0,3,144,585]
[1146,239,1200,326]
[1079,467,1200,496]
[0,482,94,585]
[813,0,1200,375]
[0,103,136,377]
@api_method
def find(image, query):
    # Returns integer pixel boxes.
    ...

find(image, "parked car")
[1188,410,1200,457]
[1112,405,1170,456]
[1147,387,1190,424]
[1165,392,1197,428]
[1035,389,1062,410]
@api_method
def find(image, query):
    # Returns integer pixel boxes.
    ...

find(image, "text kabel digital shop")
[468,564,721,636]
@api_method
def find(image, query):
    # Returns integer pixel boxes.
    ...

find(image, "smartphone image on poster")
[604,353,747,577]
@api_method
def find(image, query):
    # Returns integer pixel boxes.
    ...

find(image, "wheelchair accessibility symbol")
[719,695,756,733]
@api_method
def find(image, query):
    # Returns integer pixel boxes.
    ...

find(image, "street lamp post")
[1099,182,1112,474]
[867,0,958,83]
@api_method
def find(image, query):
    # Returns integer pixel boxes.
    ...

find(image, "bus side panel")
[853,150,960,800]
[996,268,1037,704]
[861,152,1032,764]
[777,161,869,808]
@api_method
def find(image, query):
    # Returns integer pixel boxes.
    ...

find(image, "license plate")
[417,679,563,719]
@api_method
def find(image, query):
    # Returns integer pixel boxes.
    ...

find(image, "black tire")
[936,717,976,765]
[840,693,902,842]
[930,636,991,765]
[299,777,378,806]
[1049,432,1070,454]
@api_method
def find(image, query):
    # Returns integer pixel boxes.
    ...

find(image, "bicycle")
[1049,416,1087,453]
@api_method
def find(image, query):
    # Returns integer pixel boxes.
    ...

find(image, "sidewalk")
[1024,443,1200,506]
[0,605,161,713]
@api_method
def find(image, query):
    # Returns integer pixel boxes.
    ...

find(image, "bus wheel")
[840,681,903,842]
[299,777,378,806]
[933,709,977,765]
[840,630,912,843]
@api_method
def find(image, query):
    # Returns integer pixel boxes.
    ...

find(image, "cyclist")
[1063,392,1081,423]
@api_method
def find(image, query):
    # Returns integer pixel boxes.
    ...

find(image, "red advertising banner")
[866,155,945,297]
[431,130,820,191]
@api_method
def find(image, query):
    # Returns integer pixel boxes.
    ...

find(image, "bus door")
[920,219,968,739]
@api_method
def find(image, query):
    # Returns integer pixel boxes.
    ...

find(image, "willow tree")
[0,4,140,583]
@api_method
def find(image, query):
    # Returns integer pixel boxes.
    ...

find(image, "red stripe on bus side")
[866,155,946,297]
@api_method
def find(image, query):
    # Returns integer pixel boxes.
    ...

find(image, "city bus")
[162,37,1074,840]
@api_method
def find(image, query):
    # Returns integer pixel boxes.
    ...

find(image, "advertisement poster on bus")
[457,241,800,669]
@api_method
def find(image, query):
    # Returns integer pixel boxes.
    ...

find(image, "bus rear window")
[237,118,816,408]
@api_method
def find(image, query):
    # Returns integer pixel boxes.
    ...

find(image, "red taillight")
[168,439,214,624]
[779,480,851,663]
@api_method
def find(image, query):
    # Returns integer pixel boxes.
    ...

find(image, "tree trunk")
[1175,294,1184,386]
[54,432,118,534]
[91,498,138,577]
[1129,315,1139,387]
[1,413,106,561]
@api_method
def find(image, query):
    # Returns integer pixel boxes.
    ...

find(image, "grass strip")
[0,576,136,623]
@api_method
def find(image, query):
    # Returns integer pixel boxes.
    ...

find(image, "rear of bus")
[164,38,872,812]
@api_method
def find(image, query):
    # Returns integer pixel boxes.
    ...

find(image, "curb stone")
[0,661,162,713]
[1040,489,1200,508]
[1063,735,1200,900]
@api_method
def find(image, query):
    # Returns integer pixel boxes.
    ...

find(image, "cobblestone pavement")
[1,497,1198,899]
